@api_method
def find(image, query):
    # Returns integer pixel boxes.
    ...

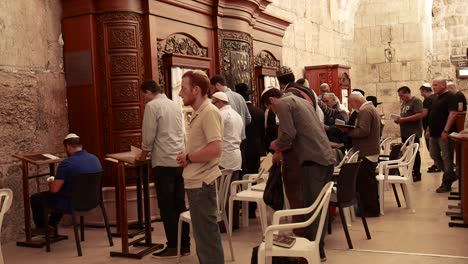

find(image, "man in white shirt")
[138,80,190,258]
[211,92,243,171]
[211,91,243,230]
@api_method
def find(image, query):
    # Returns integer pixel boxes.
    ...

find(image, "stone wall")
[350,0,433,138]
[266,0,360,78]
[432,0,468,91]
[0,0,68,242]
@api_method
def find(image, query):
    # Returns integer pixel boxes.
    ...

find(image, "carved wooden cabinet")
[304,64,351,102]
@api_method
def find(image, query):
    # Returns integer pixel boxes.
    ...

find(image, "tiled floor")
[3,148,468,263]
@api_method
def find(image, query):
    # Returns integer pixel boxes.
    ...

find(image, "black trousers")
[402,135,421,177]
[356,157,380,216]
[30,191,63,228]
[153,166,190,248]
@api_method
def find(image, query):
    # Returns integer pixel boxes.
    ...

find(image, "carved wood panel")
[157,34,208,88]
[115,134,141,152]
[254,50,280,68]
[97,12,145,153]
[218,30,254,91]
[111,80,139,103]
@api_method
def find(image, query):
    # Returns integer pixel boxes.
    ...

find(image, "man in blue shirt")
[30,133,102,231]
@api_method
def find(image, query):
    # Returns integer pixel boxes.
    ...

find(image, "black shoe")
[436,185,451,193]
[152,247,177,258]
[31,225,55,236]
[181,247,190,256]
[320,250,327,262]
[428,165,441,173]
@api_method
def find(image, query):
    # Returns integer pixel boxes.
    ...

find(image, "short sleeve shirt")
[428,92,457,137]
[55,150,102,210]
[183,98,224,189]
[400,96,423,138]
[455,91,467,111]
[422,94,436,129]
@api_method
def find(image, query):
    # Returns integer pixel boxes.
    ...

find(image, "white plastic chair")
[177,170,235,262]
[0,189,13,264]
[257,182,333,264]
[400,134,416,154]
[379,137,393,156]
[376,143,419,215]
[229,153,274,234]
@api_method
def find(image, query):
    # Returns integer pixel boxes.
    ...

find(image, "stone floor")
[3,148,468,264]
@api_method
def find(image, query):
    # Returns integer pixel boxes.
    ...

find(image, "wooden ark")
[61,0,290,186]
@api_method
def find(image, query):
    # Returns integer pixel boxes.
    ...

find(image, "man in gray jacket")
[342,92,381,216]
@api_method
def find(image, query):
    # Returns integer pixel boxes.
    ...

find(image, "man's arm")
[458,102,464,112]
[442,111,458,141]
[139,104,157,160]
[421,108,429,119]
[177,141,222,167]
[49,180,64,193]
[273,101,295,151]
[348,110,372,138]
[397,112,425,123]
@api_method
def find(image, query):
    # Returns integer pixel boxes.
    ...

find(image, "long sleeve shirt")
[224,87,251,140]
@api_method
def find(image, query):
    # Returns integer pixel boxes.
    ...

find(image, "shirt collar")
[190,98,211,123]
[360,101,373,111]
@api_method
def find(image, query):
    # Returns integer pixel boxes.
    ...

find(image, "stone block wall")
[0,0,68,242]
[432,0,468,92]
[350,0,432,138]
[266,0,360,81]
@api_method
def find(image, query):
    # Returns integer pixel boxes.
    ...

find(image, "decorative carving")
[254,51,280,68]
[109,26,137,49]
[340,73,350,85]
[97,12,145,152]
[116,135,141,152]
[110,54,138,75]
[113,108,140,130]
[219,30,254,91]
[111,80,139,102]
[157,34,208,87]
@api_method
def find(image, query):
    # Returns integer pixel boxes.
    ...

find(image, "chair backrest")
[335,148,354,169]
[401,134,416,153]
[347,150,360,163]
[258,153,274,180]
[0,189,13,232]
[215,169,234,217]
[71,171,103,212]
[336,162,362,205]
[400,143,419,181]
[380,137,392,155]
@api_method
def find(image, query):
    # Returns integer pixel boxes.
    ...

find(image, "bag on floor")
[263,163,284,211]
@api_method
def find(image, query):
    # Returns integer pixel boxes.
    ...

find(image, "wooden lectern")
[13,152,68,249]
[105,151,163,258]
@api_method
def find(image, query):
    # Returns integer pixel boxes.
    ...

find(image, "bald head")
[348,92,366,110]
[432,78,447,95]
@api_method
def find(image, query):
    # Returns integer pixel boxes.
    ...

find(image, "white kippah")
[421,83,431,88]
[64,133,80,140]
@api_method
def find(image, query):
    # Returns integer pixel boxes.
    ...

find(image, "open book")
[390,114,400,120]
[106,146,143,164]
[272,234,296,248]
[334,119,355,129]
[25,153,60,161]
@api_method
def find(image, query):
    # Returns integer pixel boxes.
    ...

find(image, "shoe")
[152,247,177,258]
[320,250,327,262]
[31,225,55,236]
[436,185,451,193]
[427,165,441,173]
[413,175,421,182]
[181,247,190,256]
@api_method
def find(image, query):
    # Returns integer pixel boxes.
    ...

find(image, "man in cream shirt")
[177,70,224,264]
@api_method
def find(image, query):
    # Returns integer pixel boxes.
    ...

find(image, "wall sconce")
[384,41,395,62]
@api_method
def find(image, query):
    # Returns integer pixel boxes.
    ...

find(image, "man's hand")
[270,140,280,152]
[441,131,449,142]
[137,150,149,161]
[272,151,282,164]
[393,117,401,124]
[176,151,189,167]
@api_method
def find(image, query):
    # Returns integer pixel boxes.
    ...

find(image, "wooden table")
[447,134,468,228]
[13,152,68,248]
[106,152,163,259]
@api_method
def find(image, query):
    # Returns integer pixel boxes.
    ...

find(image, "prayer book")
[334,119,355,129]
[272,234,296,248]
[390,114,400,120]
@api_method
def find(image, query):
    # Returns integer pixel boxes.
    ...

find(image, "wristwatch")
[186,153,192,164]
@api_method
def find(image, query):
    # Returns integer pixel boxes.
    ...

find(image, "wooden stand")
[105,153,163,259]
[447,134,468,228]
[13,152,68,248]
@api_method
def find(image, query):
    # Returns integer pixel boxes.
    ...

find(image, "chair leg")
[71,214,82,256]
[338,205,353,249]
[176,218,183,263]
[327,205,332,235]
[228,197,234,235]
[100,203,113,246]
[221,211,235,261]
[401,184,414,212]
[258,201,268,234]
[357,195,371,239]
[392,184,401,207]
[378,180,385,215]
[80,216,85,242]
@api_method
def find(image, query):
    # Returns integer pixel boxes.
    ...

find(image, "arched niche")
[253,50,280,107]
